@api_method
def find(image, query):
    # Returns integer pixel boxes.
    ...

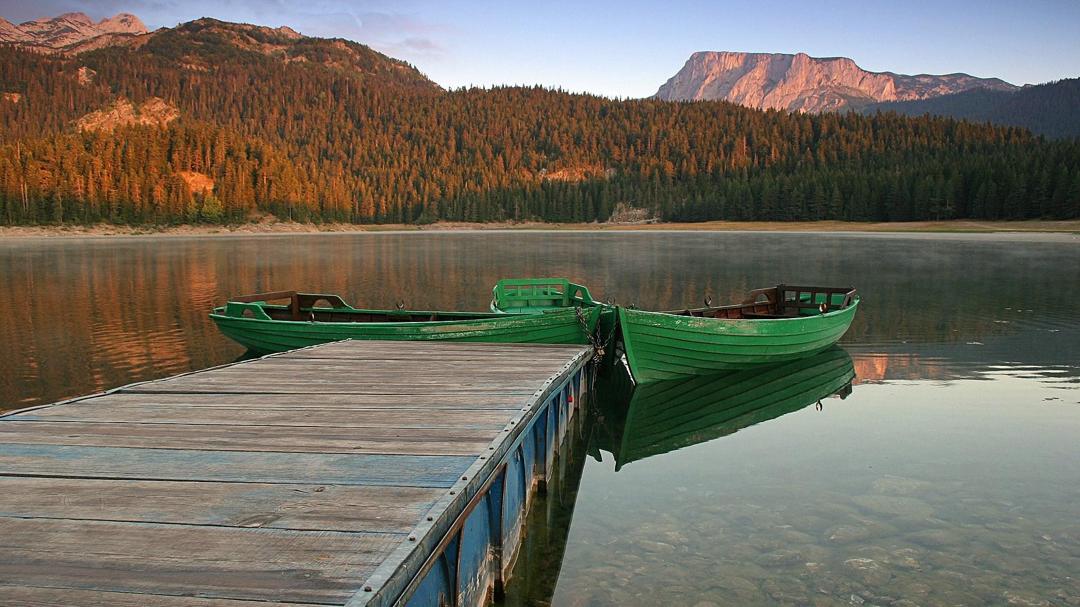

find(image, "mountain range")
[654,51,1018,111]
[864,78,1080,139]
[0,11,146,53]
[0,12,1076,227]
[3,13,1075,137]
[655,50,1077,139]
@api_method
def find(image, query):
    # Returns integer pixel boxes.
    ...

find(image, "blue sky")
[4,0,1079,97]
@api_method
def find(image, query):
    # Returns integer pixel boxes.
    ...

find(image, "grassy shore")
[1,219,1078,238]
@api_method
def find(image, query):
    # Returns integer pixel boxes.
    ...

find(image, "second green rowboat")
[619,285,859,383]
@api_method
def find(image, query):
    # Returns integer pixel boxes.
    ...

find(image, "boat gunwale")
[210,304,593,327]
[623,297,859,329]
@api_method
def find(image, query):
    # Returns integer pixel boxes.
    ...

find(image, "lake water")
[1,231,1078,605]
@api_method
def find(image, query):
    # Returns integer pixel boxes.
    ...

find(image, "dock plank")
[0,477,441,532]
[126,381,538,395]
[0,586,317,607]
[51,392,529,409]
[13,406,518,429]
[0,444,474,486]
[0,421,497,455]
[0,517,399,604]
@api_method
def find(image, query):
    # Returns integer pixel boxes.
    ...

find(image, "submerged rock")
[907,528,965,547]
[757,548,804,567]
[842,558,892,586]
[1002,590,1051,606]
[871,475,932,496]
[825,519,897,544]
[852,494,934,519]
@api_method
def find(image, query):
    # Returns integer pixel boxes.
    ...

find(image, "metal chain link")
[575,305,619,365]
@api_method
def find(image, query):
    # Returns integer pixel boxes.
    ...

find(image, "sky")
[3,0,1079,97]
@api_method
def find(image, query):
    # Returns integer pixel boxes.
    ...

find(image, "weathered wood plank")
[13,406,517,430]
[247,352,575,361]
[279,342,587,354]
[0,444,474,487]
[195,368,558,380]
[0,421,499,455]
[48,392,529,409]
[137,375,550,386]
[0,340,590,606]
[0,477,441,533]
[0,586,318,607]
[126,382,540,393]
[0,517,401,604]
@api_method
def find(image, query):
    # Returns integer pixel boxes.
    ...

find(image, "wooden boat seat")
[742,310,802,319]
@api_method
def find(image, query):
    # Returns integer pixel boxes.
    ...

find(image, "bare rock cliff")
[75,97,179,133]
[0,12,147,52]
[655,51,1017,112]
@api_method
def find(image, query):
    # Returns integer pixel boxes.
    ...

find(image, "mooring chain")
[574,306,602,361]
[575,305,619,365]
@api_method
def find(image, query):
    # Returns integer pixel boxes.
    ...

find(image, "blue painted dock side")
[0,340,591,607]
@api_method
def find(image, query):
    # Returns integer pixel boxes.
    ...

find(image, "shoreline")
[1,219,1078,239]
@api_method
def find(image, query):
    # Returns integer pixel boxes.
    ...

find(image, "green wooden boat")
[593,346,855,470]
[490,277,618,352]
[619,285,859,383]
[210,290,602,355]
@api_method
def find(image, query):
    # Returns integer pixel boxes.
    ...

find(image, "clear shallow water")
[1,231,1078,605]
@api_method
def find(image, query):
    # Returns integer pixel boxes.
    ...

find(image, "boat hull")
[211,306,600,355]
[618,299,859,383]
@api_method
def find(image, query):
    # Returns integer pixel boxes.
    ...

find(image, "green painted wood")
[489,277,618,347]
[595,347,855,469]
[618,298,859,383]
[210,304,599,355]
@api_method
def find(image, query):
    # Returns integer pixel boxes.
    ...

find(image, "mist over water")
[2,231,1078,605]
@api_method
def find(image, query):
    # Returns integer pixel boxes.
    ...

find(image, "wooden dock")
[0,340,592,607]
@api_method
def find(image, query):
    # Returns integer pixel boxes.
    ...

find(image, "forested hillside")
[1,18,1078,225]
[866,78,1080,140]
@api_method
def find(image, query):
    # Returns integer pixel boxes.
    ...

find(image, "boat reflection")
[592,346,856,470]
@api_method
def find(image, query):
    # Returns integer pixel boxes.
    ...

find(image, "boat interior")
[491,278,598,312]
[669,285,857,319]
[223,291,501,323]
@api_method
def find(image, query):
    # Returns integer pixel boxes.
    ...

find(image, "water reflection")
[593,348,856,471]
[1,232,1076,410]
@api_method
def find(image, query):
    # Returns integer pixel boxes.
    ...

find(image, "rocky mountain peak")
[99,13,148,35]
[655,51,1017,113]
[0,11,148,52]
